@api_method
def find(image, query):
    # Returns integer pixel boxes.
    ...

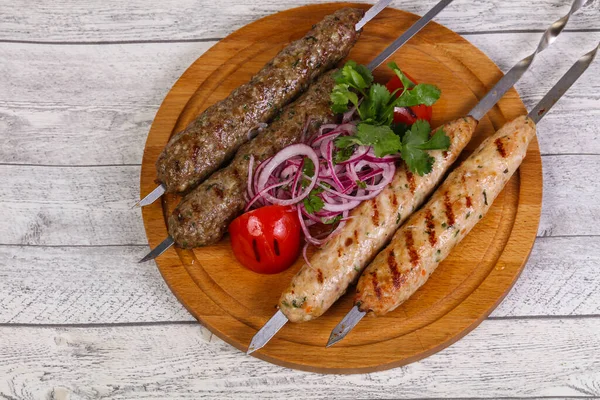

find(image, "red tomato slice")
[229,205,302,274]
[385,73,416,94]
[386,73,433,125]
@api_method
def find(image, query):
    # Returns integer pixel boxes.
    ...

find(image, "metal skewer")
[139,0,451,264]
[328,42,600,348]
[138,236,175,263]
[247,0,456,355]
[528,43,599,124]
[135,0,394,209]
[469,0,587,121]
[137,0,396,262]
[134,184,166,208]
[356,0,394,31]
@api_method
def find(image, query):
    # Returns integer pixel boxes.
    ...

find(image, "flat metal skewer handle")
[529,42,599,124]
[367,0,454,71]
[356,0,394,31]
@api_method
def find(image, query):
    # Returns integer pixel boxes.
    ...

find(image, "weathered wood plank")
[0,41,212,165]
[0,104,156,165]
[1,33,598,166]
[0,246,193,324]
[0,0,599,42]
[0,165,147,245]
[491,236,600,317]
[0,155,596,246]
[0,42,212,107]
[0,236,598,324]
[0,318,599,398]
[538,155,600,238]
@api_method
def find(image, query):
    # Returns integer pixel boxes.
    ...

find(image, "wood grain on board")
[139,4,541,373]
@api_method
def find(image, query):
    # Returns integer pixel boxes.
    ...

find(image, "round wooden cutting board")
[140,3,542,374]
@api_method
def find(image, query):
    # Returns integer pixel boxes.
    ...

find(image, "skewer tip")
[326,305,366,348]
[247,310,288,354]
[138,236,175,263]
[134,184,166,208]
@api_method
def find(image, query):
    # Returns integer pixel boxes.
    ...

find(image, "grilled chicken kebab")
[279,117,477,321]
[354,115,535,315]
[156,8,364,194]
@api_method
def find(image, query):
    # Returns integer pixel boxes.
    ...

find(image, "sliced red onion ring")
[244,118,398,249]
[257,144,319,206]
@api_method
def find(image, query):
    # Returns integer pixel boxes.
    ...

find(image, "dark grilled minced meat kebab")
[156,8,364,194]
[169,71,338,247]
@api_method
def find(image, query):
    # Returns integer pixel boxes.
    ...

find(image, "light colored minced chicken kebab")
[355,116,535,315]
[279,116,478,321]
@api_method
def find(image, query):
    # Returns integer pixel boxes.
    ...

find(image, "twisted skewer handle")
[469,0,587,120]
[529,42,599,123]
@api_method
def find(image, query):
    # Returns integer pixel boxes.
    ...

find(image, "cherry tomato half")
[229,205,302,274]
[385,73,433,125]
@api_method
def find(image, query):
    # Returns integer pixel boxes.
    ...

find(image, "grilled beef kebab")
[137,7,365,206]
[170,71,337,247]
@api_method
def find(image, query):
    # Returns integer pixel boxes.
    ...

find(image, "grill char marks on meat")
[355,116,536,316]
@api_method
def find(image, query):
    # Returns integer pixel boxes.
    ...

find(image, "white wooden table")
[1,0,599,398]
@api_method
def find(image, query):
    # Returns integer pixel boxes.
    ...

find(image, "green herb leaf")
[357,123,402,157]
[303,189,325,214]
[417,127,451,150]
[391,122,410,138]
[394,84,441,108]
[400,120,450,176]
[321,215,342,225]
[335,123,402,158]
[335,135,362,149]
[356,180,367,189]
[357,83,394,124]
[330,83,359,113]
[302,157,315,177]
[388,61,415,92]
[333,146,354,164]
[291,297,307,308]
[334,60,373,91]
[400,143,435,175]
[402,119,431,146]
[301,157,316,188]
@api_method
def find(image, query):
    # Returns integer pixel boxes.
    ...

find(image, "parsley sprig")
[336,120,449,175]
[330,61,449,175]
